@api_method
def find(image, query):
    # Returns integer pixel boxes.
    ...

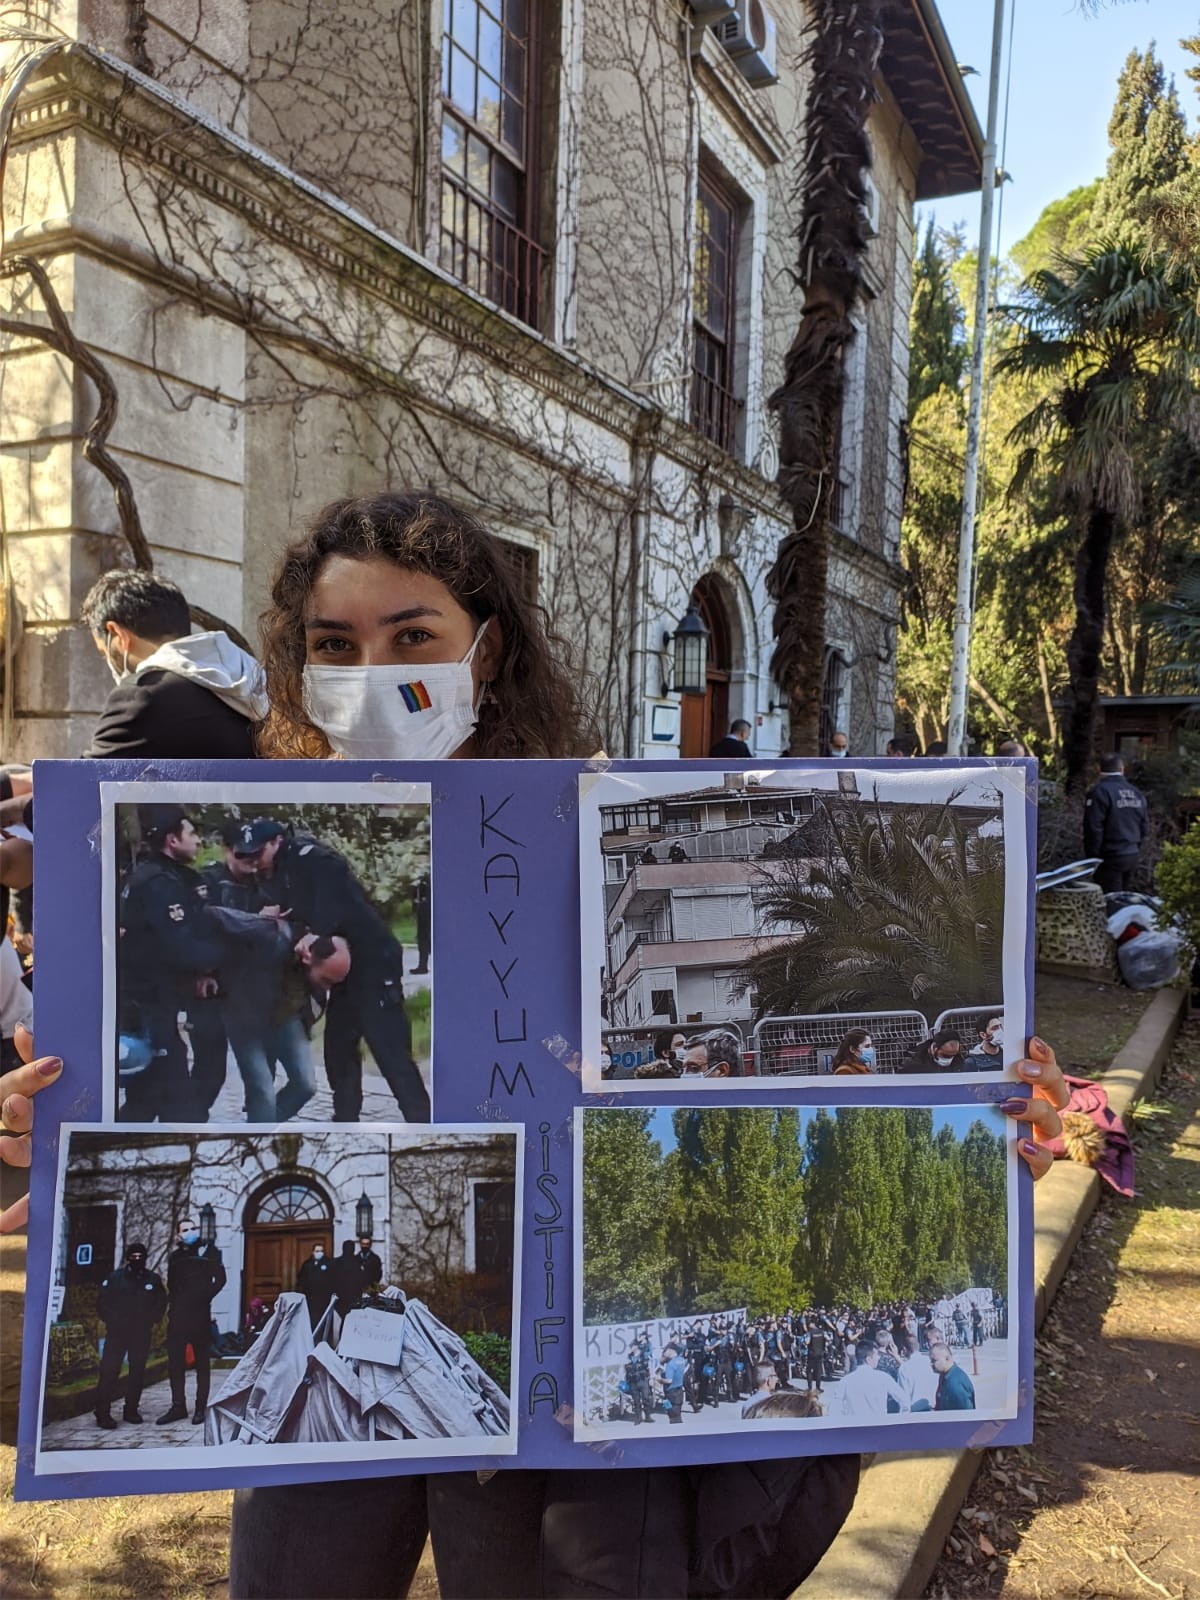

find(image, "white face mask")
[105,633,132,686]
[302,622,489,761]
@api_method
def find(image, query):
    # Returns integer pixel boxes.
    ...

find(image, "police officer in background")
[411,872,431,976]
[119,806,224,1123]
[94,1240,167,1428]
[625,1335,655,1425]
[1084,753,1150,893]
[244,819,430,1123]
[355,1232,383,1291]
[158,1217,227,1425]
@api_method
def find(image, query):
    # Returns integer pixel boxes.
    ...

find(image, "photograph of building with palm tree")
[580,764,1029,1091]
[574,1103,1017,1442]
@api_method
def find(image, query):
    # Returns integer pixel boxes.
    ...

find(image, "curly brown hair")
[257,492,599,759]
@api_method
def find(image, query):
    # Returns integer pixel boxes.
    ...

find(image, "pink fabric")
[1043,1074,1136,1197]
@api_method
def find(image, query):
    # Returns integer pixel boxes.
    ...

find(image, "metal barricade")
[748,1010,929,1077]
[601,1022,747,1076]
[930,1005,1003,1049]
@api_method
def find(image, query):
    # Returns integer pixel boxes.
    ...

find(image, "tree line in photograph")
[582,1107,1008,1324]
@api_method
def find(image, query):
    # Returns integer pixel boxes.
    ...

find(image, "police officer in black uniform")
[158,1218,227,1425]
[247,819,430,1123]
[1084,754,1151,893]
[94,1241,167,1428]
[118,805,224,1123]
[685,1321,707,1413]
[411,872,432,975]
[625,1335,655,1424]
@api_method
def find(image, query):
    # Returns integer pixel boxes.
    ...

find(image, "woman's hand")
[1000,1036,1069,1181]
[0,1026,63,1234]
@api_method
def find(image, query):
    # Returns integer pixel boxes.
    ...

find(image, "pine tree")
[581,1109,671,1322]
[1092,45,1190,235]
[908,220,967,418]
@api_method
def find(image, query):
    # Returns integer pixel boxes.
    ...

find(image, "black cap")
[126,1241,148,1256]
[227,817,285,858]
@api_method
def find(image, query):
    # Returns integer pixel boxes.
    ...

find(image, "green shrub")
[462,1331,511,1391]
[1156,825,1200,955]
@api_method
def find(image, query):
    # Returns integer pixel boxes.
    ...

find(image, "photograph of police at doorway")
[575,1103,1016,1443]
[583,763,1022,1092]
[37,1125,518,1462]
[109,791,432,1125]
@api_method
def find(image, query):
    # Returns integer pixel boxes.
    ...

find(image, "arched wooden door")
[679,575,733,758]
[242,1175,334,1319]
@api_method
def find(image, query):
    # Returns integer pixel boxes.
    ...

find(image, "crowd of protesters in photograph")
[611,1292,1005,1427]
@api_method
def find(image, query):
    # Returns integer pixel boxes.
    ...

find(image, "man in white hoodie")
[81,570,267,760]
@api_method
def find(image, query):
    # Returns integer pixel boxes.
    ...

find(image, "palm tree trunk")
[1063,504,1118,793]
[766,1,884,755]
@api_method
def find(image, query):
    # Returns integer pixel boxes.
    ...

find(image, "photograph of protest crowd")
[580,765,1026,1092]
[575,1103,1016,1440]
[36,1125,519,1469]
[103,784,434,1124]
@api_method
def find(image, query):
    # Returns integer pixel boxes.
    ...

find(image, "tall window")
[819,648,849,754]
[691,167,740,452]
[441,0,543,327]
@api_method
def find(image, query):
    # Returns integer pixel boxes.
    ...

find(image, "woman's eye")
[311,635,354,656]
[397,628,434,647]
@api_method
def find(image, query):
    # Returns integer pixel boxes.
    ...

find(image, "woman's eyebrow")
[304,605,444,631]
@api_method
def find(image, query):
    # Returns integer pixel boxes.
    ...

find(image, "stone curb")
[798,985,1190,1600]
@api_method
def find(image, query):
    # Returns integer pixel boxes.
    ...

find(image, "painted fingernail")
[999,1099,1027,1114]
[1021,1139,1040,1157]
[37,1057,63,1078]
[1021,1062,1043,1078]
[1031,1037,1050,1056]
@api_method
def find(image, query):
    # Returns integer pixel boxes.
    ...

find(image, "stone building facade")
[54,1127,517,1333]
[1,1,981,760]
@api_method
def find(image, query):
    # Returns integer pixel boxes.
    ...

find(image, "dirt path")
[926,1022,1200,1600]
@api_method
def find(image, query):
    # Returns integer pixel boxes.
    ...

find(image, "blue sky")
[928,0,1198,256]
[641,1103,1001,1158]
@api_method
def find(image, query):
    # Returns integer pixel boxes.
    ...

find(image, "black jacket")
[119,855,224,1009]
[166,1244,226,1322]
[268,834,401,970]
[1084,773,1149,859]
[97,1264,168,1330]
[709,736,753,758]
[86,670,258,760]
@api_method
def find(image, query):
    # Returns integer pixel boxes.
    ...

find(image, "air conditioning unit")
[713,1,779,87]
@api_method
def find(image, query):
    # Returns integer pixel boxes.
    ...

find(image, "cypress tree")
[1092,45,1190,235]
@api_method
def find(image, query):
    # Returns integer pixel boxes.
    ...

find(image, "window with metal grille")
[249,1180,332,1226]
[691,167,740,452]
[819,648,848,755]
[496,537,539,605]
[440,0,543,328]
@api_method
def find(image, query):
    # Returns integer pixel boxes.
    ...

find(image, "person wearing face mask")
[826,730,849,758]
[965,1014,1005,1071]
[831,1028,876,1075]
[81,570,266,760]
[227,491,1072,1600]
[94,1241,167,1429]
[900,1028,966,1075]
[159,1217,226,1425]
[297,1242,336,1329]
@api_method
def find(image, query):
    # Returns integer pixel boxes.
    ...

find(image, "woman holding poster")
[4,491,1070,1599]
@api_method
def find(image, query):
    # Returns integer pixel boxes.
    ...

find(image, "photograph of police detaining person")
[106,787,432,1124]
[575,1103,1016,1442]
[581,763,1026,1091]
[36,1125,519,1467]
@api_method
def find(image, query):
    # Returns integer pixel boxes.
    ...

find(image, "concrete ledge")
[799,984,1189,1600]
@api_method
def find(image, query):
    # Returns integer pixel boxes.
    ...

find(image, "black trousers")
[95,1324,152,1415]
[119,1005,193,1123]
[1096,855,1139,895]
[187,997,229,1119]
[229,1460,861,1599]
[166,1314,212,1410]
[323,965,429,1123]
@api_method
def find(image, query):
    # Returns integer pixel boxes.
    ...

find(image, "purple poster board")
[16,756,1036,1499]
